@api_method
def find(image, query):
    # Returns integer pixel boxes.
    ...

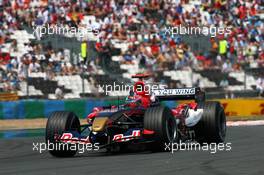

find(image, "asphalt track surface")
[0,126,263,175]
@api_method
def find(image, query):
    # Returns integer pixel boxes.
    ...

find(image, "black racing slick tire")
[195,101,226,143]
[144,106,178,151]
[46,111,80,157]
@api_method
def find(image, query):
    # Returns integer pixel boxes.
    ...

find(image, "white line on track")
[227,120,264,126]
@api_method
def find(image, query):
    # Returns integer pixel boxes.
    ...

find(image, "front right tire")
[194,101,226,143]
[144,106,178,151]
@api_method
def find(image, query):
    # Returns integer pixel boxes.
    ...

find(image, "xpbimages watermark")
[97,82,167,95]
[32,24,100,38]
[163,25,232,37]
[32,141,99,154]
[164,141,232,154]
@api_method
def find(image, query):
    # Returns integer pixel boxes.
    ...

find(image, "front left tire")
[46,111,80,157]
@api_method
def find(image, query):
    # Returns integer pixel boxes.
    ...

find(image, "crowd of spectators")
[93,0,263,72]
[0,0,263,93]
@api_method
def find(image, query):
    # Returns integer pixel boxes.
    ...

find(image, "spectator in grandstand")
[219,76,234,99]
[55,87,64,99]
[9,72,19,91]
[210,38,219,64]
[222,60,233,73]
[2,79,11,92]
[218,38,228,61]
[17,63,27,80]
[138,52,147,69]
[61,62,73,75]
[45,60,55,80]
[123,50,134,64]
[28,58,40,73]
[256,75,264,97]
[87,60,97,74]
[258,51,264,67]
[156,51,166,69]
[220,77,229,90]
[9,40,18,52]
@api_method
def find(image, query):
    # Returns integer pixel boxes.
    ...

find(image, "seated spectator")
[55,87,64,99]
[28,59,40,73]
[220,76,233,99]
[123,51,133,64]
[9,72,19,91]
[150,42,160,57]
[222,60,233,73]
[256,75,264,97]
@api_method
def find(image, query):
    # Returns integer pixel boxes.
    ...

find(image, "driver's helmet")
[133,81,148,96]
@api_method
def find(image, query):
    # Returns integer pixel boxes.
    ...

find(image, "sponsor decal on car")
[59,133,90,144]
[152,88,196,96]
[113,130,141,142]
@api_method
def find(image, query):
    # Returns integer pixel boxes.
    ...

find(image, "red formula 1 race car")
[45,74,226,157]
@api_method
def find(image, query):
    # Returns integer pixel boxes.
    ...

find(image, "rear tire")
[46,111,80,157]
[144,106,178,151]
[194,101,226,143]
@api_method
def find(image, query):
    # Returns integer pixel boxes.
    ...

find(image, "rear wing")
[152,87,204,101]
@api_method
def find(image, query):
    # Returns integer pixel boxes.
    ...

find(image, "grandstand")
[0,0,263,99]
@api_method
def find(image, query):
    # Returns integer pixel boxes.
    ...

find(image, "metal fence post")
[26,64,29,98]
[244,69,247,90]
[82,65,84,95]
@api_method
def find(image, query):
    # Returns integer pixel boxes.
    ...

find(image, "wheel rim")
[69,116,80,133]
[218,109,226,140]
[165,117,177,142]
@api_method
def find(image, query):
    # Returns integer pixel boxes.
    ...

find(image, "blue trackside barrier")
[0,99,178,120]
